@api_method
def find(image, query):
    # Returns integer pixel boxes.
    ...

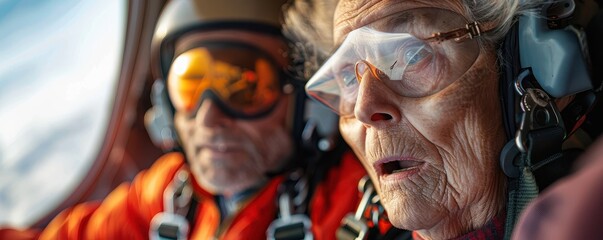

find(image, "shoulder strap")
[267,170,313,240]
[337,176,411,240]
[149,168,193,240]
[267,119,350,240]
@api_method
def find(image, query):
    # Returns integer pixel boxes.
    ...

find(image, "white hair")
[283,0,548,77]
[282,0,339,79]
[463,0,547,43]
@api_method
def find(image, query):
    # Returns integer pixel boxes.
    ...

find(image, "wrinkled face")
[171,30,293,196]
[333,0,507,232]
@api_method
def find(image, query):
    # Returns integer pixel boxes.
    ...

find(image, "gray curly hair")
[283,0,546,79]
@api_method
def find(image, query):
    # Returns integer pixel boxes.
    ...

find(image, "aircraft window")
[0,0,126,227]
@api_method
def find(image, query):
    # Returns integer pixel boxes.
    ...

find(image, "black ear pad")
[144,79,181,152]
[499,23,521,142]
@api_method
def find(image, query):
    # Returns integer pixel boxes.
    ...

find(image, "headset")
[499,0,602,237]
[499,0,601,180]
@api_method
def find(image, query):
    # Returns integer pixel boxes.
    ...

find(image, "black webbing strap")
[185,196,198,230]
[267,171,313,240]
[528,127,565,170]
[504,126,564,239]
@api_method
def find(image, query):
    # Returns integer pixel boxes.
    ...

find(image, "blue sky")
[0,0,125,227]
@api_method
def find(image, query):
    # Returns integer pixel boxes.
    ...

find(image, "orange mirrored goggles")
[167,42,285,118]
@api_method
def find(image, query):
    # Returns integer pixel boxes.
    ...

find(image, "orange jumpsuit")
[35,152,365,240]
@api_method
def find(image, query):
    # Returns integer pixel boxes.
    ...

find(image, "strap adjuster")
[268,171,313,240]
[149,169,193,240]
[150,213,189,240]
[336,176,381,240]
[336,214,369,240]
[267,214,313,240]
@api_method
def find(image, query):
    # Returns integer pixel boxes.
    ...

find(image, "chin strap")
[500,69,566,240]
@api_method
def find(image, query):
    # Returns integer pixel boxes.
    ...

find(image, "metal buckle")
[336,176,379,240]
[267,173,313,240]
[267,213,313,240]
[149,170,192,240]
[149,213,190,240]
[514,75,565,153]
[337,214,370,240]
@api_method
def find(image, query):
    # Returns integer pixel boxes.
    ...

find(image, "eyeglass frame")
[305,16,494,116]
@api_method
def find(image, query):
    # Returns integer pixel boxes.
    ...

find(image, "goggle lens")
[305,8,482,116]
[168,43,282,118]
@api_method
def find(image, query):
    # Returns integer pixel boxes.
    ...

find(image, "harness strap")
[185,195,199,229]
[336,176,410,240]
[504,158,539,239]
[502,79,566,239]
[150,169,193,240]
[267,170,313,240]
[336,176,376,240]
[267,115,349,240]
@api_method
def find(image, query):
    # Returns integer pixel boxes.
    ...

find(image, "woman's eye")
[343,75,357,87]
[404,46,431,66]
[388,41,435,81]
[338,65,357,87]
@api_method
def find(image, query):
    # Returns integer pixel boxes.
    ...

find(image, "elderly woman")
[284,0,600,239]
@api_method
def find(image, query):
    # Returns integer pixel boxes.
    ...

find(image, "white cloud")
[0,0,125,227]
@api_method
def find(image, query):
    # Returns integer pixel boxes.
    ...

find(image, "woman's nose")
[353,62,401,125]
[194,98,233,128]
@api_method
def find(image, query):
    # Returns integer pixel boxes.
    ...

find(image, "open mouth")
[377,160,423,175]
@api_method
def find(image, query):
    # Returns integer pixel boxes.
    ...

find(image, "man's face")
[170,31,293,197]
[174,97,292,197]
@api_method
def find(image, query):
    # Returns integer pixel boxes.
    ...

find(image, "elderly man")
[0,0,366,239]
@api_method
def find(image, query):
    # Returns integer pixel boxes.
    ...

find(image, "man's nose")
[194,98,234,128]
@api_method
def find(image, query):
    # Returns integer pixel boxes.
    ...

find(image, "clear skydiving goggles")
[167,41,286,119]
[305,8,491,116]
